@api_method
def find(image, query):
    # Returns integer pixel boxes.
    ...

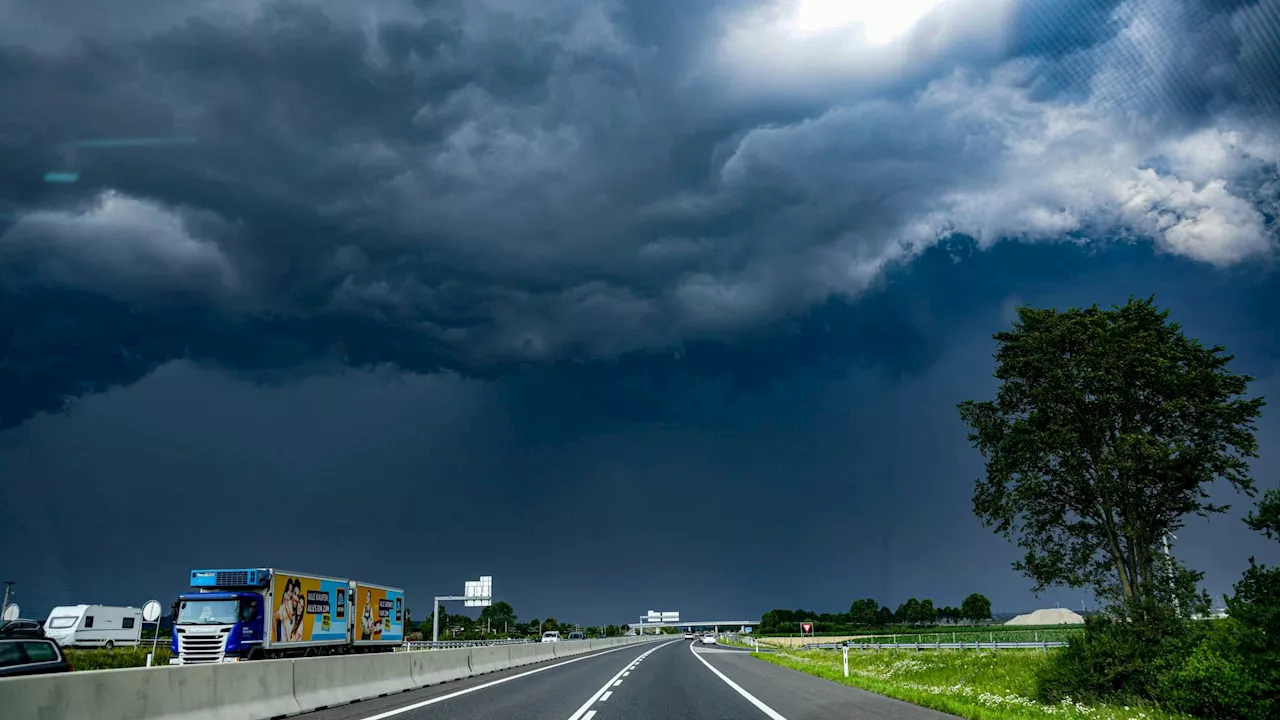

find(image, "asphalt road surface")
[301,639,958,720]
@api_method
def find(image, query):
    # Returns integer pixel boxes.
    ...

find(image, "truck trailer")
[170,568,404,664]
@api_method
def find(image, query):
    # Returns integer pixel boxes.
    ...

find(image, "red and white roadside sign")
[801,622,813,634]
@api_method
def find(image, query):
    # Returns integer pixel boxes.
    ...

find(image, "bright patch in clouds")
[791,0,951,44]
[716,0,1014,93]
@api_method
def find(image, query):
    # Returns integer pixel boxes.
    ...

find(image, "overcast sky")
[1,0,1278,626]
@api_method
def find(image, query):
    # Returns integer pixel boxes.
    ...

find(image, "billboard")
[353,583,405,644]
[270,572,349,645]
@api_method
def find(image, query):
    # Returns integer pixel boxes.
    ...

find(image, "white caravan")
[43,605,143,649]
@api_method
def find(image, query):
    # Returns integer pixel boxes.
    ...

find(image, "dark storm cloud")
[3,241,1277,622]
[1,0,1278,429]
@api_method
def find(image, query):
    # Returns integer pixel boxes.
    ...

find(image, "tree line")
[759,593,993,634]
[957,296,1277,718]
[408,601,632,641]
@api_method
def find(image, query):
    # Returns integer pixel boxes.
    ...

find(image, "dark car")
[0,637,73,678]
[0,619,45,638]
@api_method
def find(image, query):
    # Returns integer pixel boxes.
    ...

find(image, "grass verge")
[860,629,1082,645]
[754,648,1191,720]
[66,646,172,670]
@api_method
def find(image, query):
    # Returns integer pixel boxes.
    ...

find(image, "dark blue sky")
[1,0,1278,625]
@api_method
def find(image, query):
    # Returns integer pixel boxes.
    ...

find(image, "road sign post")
[433,576,492,643]
[142,600,162,666]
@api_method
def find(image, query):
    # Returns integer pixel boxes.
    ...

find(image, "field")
[757,626,1083,647]
[756,648,1191,720]
[65,646,171,670]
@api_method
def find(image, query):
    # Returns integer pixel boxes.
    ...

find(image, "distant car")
[700,632,717,645]
[0,619,45,639]
[567,631,584,641]
[541,631,561,643]
[683,631,696,640]
[0,637,73,678]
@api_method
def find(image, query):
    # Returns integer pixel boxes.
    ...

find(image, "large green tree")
[479,601,517,632]
[896,598,921,624]
[960,593,992,623]
[958,297,1264,621]
[918,599,937,625]
[848,598,880,627]
[876,606,894,626]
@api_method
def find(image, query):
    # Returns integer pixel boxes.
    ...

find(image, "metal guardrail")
[806,640,1068,651]
[402,638,533,651]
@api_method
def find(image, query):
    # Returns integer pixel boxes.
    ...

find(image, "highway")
[299,640,958,720]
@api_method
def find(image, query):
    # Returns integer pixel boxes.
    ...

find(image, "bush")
[1155,623,1270,720]
[1034,614,1198,705]
[1036,611,1276,718]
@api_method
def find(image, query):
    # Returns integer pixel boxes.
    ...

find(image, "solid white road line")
[689,641,789,720]
[355,643,646,720]
[564,640,678,720]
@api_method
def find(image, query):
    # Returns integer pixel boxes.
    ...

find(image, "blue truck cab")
[170,569,269,664]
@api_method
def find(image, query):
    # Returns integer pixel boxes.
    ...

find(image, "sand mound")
[1004,608,1085,625]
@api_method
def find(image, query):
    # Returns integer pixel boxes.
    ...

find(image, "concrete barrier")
[468,645,513,675]
[409,647,473,687]
[293,652,414,712]
[507,643,543,668]
[552,640,582,658]
[0,658,301,720]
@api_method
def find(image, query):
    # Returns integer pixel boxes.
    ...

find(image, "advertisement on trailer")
[353,583,405,643]
[270,572,349,644]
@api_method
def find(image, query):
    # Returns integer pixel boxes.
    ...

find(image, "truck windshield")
[176,598,240,625]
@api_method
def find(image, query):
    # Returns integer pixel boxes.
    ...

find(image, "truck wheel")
[304,648,317,657]
[247,648,265,661]
[104,641,115,650]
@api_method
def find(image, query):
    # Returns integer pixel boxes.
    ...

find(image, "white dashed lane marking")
[564,640,676,720]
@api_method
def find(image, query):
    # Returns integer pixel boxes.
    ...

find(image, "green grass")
[65,646,172,670]
[755,648,1192,720]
